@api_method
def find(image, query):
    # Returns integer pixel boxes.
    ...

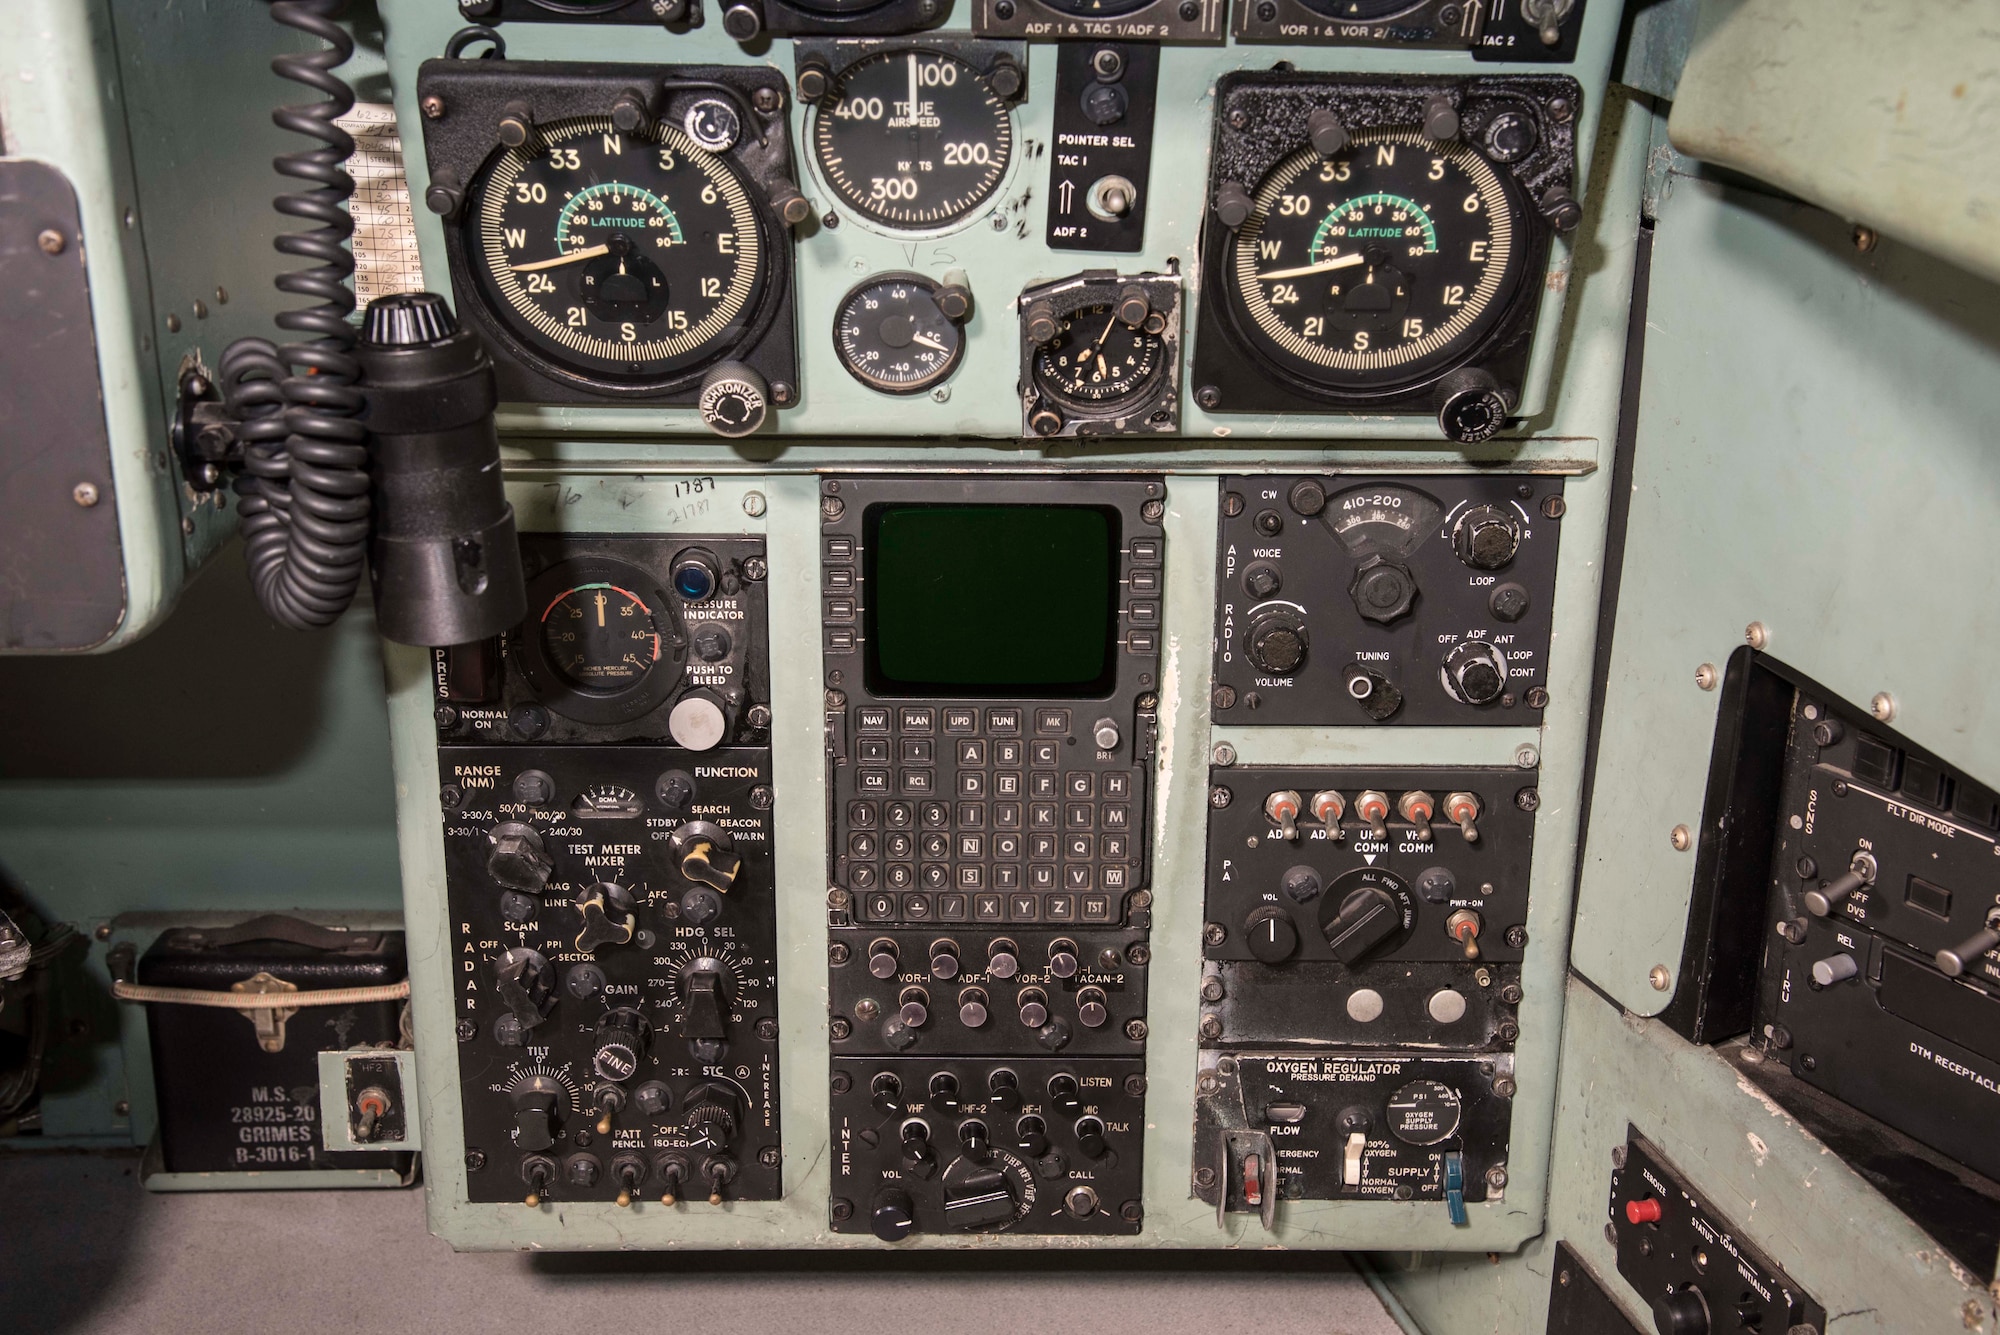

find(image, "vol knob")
[697,361,769,438]
[1245,606,1307,674]
[1452,505,1522,570]
[486,822,552,893]
[1245,907,1299,964]
[871,1186,916,1241]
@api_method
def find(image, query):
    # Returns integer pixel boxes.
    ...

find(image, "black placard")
[1045,42,1158,252]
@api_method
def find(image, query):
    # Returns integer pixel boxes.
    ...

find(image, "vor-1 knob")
[1441,640,1509,706]
[1451,505,1522,570]
[486,822,552,893]
[1245,605,1307,675]
[592,1007,652,1083]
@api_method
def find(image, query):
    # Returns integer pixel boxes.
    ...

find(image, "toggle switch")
[1938,916,2000,977]
[1342,1132,1366,1187]
[1443,1151,1468,1226]
[1445,792,1481,842]
[1444,909,1483,960]
[1309,790,1345,826]
[1265,790,1302,842]
[1803,851,1877,917]
[1355,790,1391,840]
[1398,790,1435,842]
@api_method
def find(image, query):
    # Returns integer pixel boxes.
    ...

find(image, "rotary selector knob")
[1245,605,1308,674]
[573,882,637,952]
[682,1082,742,1151]
[1651,1287,1711,1335]
[697,361,768,438]
[493,947,557,1029]
[1349,557,1418,625]
[592,1007,652,1082]
[1452,505,1522,570]
[507,1073,565,1152]
[486,822,552,893]
[1319,868,1416,965]
[1245,907,1299,963]
[1441,640,1509,706]
[670,820,741,891]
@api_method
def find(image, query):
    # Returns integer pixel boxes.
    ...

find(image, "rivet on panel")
[1853,224,1878,253]
[1211,742,1237,767]
[1744,621,1769,650]
[1871,692,1897,722]
[1649,965,1671,991]
[1670,825,1692,851]
[741,490,767,518]
[1695,663,1717,690]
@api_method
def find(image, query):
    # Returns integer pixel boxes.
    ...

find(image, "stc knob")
[592,1007,651,1082]
[1245,606,1308,675]
[1324,886,1402,964]
[1442,640,1509,706]
[1651,1286,1710,1335]
[871,1187,916,1241]
[486,822,553,893]
[1451,505,1522,570]
[509,1074,564,1152]
[1245,907,1299,964]
[682,1083,742,1151]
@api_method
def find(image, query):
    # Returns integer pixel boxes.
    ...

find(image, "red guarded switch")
[1626,1197,1664,1225]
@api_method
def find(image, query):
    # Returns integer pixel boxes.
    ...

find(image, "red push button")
[1625,1197,1664,1225]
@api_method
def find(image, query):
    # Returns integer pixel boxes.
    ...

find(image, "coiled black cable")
[223,0,369,629]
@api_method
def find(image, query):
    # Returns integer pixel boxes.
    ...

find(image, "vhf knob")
[1442,640,1508,706]
[486,822,552,892]
[1245,605,1307,674]
[1451,505,1522,570]
[592,1007,651,1082]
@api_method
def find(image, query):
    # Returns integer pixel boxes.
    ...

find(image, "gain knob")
[592,1007,652,1083]
[1244,605,1308,675]
[1441,640,1509,706]
[1451,505,1522,570]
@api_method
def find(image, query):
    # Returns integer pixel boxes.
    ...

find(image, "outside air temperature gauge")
[832,272,972,394]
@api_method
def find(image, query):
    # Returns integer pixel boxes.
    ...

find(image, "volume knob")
[1245,606,1307,675]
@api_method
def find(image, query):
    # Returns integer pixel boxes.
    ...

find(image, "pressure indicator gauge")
[832,272,969,394]
[811,47,1014,231]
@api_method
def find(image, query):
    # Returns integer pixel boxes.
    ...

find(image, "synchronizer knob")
[697,361,769,438]
[1245,606,1308,675]
[1451,505,1522,570]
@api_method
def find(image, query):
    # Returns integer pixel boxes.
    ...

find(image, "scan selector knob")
[493,948,557,1028]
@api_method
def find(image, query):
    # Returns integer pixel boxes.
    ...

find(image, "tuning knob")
[1244,605,1307,674]
[1442,641,1508,706]
[682,1082,742,1152]
[493,948,556,1031]
[592,1007,652,1083]
[1245,907,1299,964]
[573,882,636,952]
[1349,556,1418,625]
[1451,505,1522,570]
[671,820,741,891]
[508,1073,565,1152]
[486,822,552,893]
[1324,886,1401,964]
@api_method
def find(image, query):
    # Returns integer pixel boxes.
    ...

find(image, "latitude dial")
[467,115,770,386]
[833,273,967,394]
[1226,130,1529,393]
[1031,302,1166,409]
[812,48,1013,231]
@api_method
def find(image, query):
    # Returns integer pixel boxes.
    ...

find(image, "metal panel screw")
[1123,1075,1146,1097]
[1853,224,1878,252]
[1126,944,1149,966]
[1960,1300,1983,1330]
[756,1019,778,1040]
[1209,785,1233,809]
[94,924,112,941]
[741,490,767,517]
[465,1150,487,1171]
[1695,663,1717,690]
[828,943,850,966]
[1199,1015,1224,1040]
[1492,1077,1515,1097]
[929,385,950,403]
[1744,621,1769,650]
[1649,964,1672,991]
[749,784,773,809]
[456,1019,477,1042]
[165,313,181,333]
[1610,1145,1626,1169]
[1201,977,1225,1002]
[830,1198,853,1222]
[1670,825,1691,851]
[821,496,845,521]
[1212,685,1237,710]
[826,888,850,910]
[759,1146,782,1167]
[421,95,445,119]
[829,1018,852,1039]
[1120,1200,1143,1222]
[1515,788,1539,811]
[1123,1020,1148,1042]
[1871,692,1897,721]
[1485,1166,1508,1190]
[1203,922,1227,946]
[1515,744,1539,768]
[1197,1074,1221,1095]
[1525,686,1549,709]
[1193,1167,1216,1188]
[1141,499,1165,522]
[1505,926,1528,948]
[1541,494,1566,519]
[1604,1221,1618,1247]
[37,229,65,255]
[1211,742,1236,766]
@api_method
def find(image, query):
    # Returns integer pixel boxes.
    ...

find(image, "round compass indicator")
[1031,302,1167,409]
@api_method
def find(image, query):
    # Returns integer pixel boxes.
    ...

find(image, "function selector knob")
[486,822,553,893]
[493,948,557,1032]
[1244,605,1308,675]
[592,1007,652,1083]
[1245,907,1300,964]
[696,361,769,438]
[670,820,742,891]
[573,882,637,952]
[1349,557,1418,625]
[1451,505,1522,570]
[1441,641,1509,706]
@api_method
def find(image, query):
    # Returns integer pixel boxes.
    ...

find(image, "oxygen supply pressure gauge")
[1190,73,1582,441]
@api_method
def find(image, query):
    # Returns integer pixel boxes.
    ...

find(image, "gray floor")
[2,1151,1406,1335]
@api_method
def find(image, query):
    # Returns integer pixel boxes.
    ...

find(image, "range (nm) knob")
[1441,640,1508,706]
[486,822,552,893]
[1245,907,1299,964]
[574,882,637,952]
[1244,606,1307,675]
[1451,505,1522,570]
[593,1007,652,1082]
[493,948,557,1029]
[1324,887,1401,965]
[508,1073,565,1152]
[871,1186,916,1241]
[1350,557,1418,625]
[1651,1286,1710,1335]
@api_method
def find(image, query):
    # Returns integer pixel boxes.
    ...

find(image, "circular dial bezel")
[1030,302,1168,413]
[832,272,966,394]
[1033,0,1152,16]
[1225,130,1529,398]
[465,115,774,391]
[810,47,1014,233]
[1293,0,1434,20]
[517,556,685,725]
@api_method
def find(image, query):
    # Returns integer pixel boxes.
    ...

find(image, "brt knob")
[1245,606,1307,674]
[1245,907,1299,964]
[1451,506,1522,570]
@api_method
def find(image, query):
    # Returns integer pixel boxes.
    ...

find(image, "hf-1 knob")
[592,1007,652,1083]
[1244,605,1308,675]
[486,822,552,893]
[1451,505,1522,570]
[1441,640,1508,706]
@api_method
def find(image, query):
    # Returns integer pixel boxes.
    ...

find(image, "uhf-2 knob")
[592,1007,652,1083]
[486,822,552,893]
